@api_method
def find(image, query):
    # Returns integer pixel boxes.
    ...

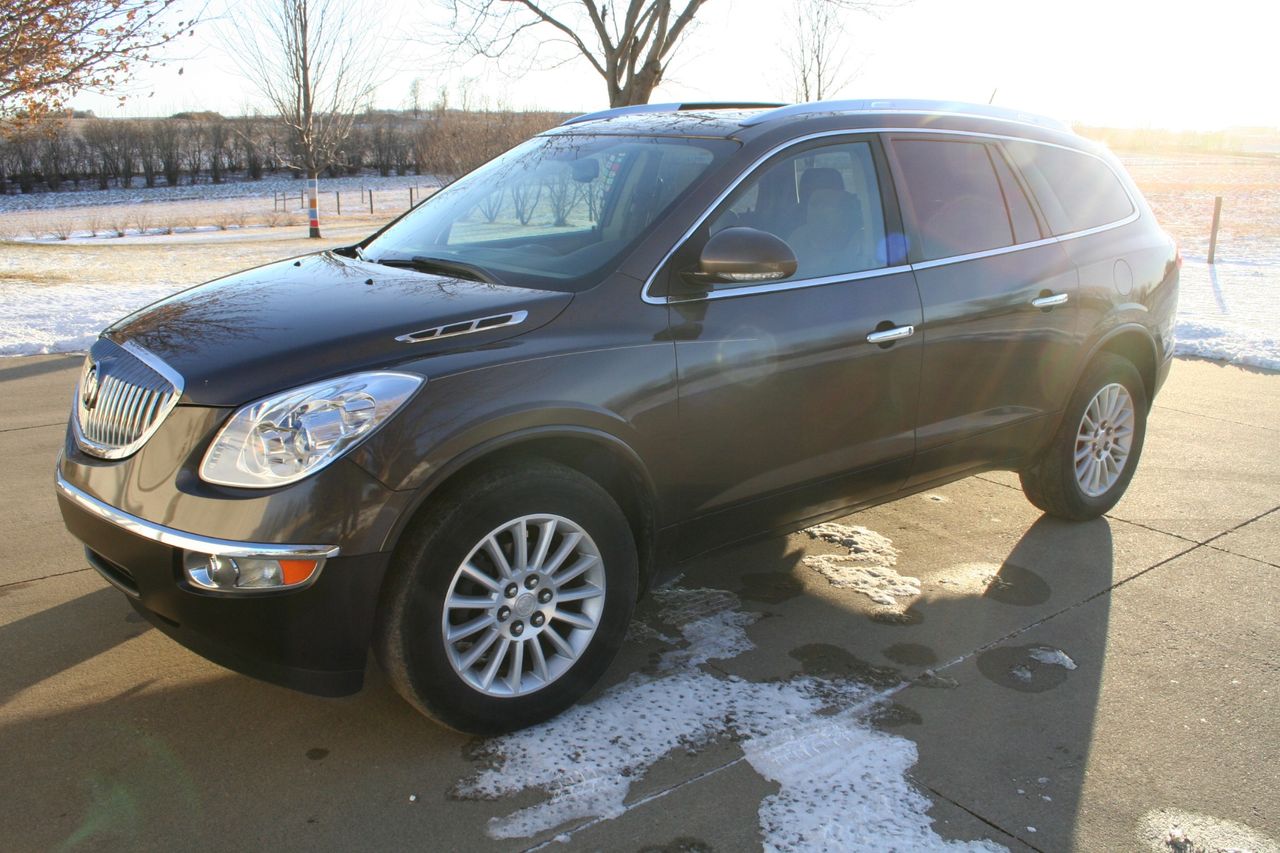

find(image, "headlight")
[200,371,423,488]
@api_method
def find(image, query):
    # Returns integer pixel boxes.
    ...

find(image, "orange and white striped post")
[308,177,321,238]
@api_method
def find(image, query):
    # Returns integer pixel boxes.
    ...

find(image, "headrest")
[798,168,845,206]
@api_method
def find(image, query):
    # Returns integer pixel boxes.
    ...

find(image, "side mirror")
[680,227,798,289]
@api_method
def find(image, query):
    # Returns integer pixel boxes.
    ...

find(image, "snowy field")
[1,232,1276,369]
[0,172,438,215]
[0,151,1276,367]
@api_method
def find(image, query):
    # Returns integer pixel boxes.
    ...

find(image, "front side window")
[704,139,888,281]
[365,134,733,291]
[1003,141,1134,235]
[890,138,1013,262]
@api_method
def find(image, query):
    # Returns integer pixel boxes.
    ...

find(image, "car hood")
[106,251,572,406]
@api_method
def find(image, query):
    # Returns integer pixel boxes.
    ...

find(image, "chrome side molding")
[54,471,339,559]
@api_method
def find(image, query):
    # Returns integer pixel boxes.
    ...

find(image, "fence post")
[336,191,341,216]
[1208,196,1222,265]
[409,187,415,208]
[300,189,304,208]
[369,190,374,215]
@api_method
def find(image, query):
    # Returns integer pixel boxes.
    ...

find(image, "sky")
[68,0,1279,131]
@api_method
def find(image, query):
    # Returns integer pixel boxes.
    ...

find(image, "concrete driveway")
[1,355,1275,852]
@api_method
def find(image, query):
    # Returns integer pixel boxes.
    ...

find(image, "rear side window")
[890,139,1012,261]
[1003,141,1134,235]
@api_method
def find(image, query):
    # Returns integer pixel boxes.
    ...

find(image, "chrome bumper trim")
[55,471,341,559]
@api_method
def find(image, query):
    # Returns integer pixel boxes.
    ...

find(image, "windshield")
[363,134,736,291]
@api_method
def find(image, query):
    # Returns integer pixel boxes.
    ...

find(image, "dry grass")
[1118,152,1280,257]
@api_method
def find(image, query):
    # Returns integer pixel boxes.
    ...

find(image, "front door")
[662,135,924,558]
[884,133,1079,485]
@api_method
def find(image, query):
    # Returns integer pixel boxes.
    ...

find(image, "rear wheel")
[1020,353,1148,520]
[375,461,638,733]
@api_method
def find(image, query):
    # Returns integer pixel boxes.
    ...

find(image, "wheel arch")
[379,426,661,595]
[1086,324,1158,408]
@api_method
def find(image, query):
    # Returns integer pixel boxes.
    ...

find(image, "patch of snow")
[804,522,901,564]
[455,584,1004,851]
[1175,258,1280,371]
[1028,647,1077,670]
[801,555,923,606]
[0,281,182,356]
[1139,807,1278,853]
[1010,665,1033,683]
[801,523,920,606]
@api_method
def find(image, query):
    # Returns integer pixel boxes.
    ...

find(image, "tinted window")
[891,139,1012,261]
[990,148,1042,244]
[1003,141,1134,234]
[705,140,887,280]
[366,135,732,291]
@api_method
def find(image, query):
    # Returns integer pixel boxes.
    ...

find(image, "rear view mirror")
[681,227,798,288]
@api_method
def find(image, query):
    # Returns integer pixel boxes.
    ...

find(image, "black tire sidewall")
[386,466,637,733]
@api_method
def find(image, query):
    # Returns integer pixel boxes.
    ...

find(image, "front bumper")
[56,473,390,696]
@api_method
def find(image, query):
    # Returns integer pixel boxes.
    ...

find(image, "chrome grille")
[73,338,184,460]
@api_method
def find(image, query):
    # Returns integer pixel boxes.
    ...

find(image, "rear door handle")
[1031,293,1069,309]
[866,325,915,345]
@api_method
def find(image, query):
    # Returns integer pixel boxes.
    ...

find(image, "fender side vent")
[395,310,529,344]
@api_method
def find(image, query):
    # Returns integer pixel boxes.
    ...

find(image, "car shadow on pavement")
[0,513,1116,851]
[0,585,147,706]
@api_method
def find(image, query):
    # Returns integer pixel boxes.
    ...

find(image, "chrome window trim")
[641,127,1140,305]
[55,471,340,560]
[665,265,913,303]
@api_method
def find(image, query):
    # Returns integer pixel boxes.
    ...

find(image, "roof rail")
[561,102,785,127]
[739,99,1073,132]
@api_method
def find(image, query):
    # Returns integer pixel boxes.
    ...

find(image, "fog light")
[183,551,320,592]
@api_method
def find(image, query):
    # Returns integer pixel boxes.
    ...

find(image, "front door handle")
[1031,293,1069,309]
[866,325,915,345]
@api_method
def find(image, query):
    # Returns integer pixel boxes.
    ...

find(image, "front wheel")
[375,461,638,733]
[1020,353,1149,520]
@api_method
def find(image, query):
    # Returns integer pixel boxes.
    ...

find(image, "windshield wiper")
[372,255,499,285]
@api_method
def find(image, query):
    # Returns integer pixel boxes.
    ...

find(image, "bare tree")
[442,0,710,107]
[224,0,379,237]
[786,0,852,102]
[441,1,897,108]
[1,1,198,127]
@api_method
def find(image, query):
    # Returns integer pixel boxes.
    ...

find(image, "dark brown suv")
[55,99,1179,732]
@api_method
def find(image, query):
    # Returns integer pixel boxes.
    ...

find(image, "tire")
[1019,352,1148,521]
[375,460,638,734]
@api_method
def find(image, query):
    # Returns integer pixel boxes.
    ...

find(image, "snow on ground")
[802,522,921,607]
[0,172,438,214]
[1,237,1277,369]
[1174,256,1280,370]
[1139,807,1278,853]
[0,281,181,356]
[456,579,1004,851]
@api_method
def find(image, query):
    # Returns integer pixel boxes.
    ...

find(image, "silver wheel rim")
[1074,382,1136,498]
[442,514,606,697]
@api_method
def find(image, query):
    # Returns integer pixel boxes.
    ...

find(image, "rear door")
[885,133,1079,485]
[660,134,924,557]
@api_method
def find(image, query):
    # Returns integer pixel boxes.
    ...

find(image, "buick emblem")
[81,363,101,410]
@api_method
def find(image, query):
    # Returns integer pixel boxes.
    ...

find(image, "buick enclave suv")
[55,99,1179,732]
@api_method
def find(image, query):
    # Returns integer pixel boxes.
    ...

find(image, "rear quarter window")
[1003,141,1135,235]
